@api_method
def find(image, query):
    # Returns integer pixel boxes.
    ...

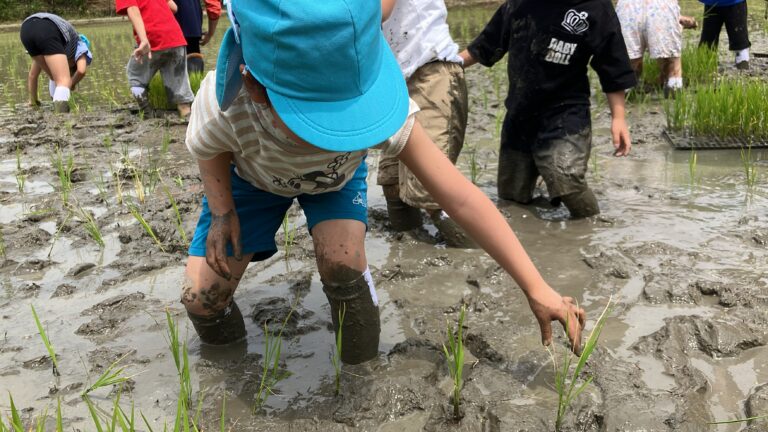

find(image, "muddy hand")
[526,286,586,355]
[205,209,243,280]
[611,117,631,157]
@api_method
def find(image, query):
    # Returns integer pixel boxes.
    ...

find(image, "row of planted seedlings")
[0,305,230,431]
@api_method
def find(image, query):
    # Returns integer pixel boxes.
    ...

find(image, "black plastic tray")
[663,130,768,149]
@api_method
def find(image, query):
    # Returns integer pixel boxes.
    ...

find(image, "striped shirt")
[23,13,79,61]
[186,72,418,197]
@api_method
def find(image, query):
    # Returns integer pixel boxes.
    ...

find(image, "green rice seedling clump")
[665,78,768,140]
[442,304,466,421]
[550,297,612,431]
[149,72,205,110]
[254,301,297,412]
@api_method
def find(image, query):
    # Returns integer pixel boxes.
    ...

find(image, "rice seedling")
[254,301,296,412]
[220,394,227,432]
[76,205,105,248]
[149,72,205,110]
[83,395,105,432]
[442,304,466,421]
[33,405,48,432]
[549,296,612,431]
[14,145,24,193]
[740,144,759,189]
[31,304,60,377]
[50,146,74,204]
[161,129,172,155]
[56,397,63,431]
[110,163,124,205]
[665,78,768,140]
[173,175,184,188]
[466,147,480,185]
[709,413,768,425]
[103,134,113,153]
[94,170,110,206]
[164,186,189,246]
[82,353,133,396]
[128,204,166,253]
[330,303,346,396]
[0,227,5,260]
[7,393,23,432]
[165,310,192,403]
[47,211,73,258]
[281,213,297,258]
[688,148,698,186]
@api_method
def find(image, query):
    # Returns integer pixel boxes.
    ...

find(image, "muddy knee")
[181,280,245,345]
[322,267,380,365]
[560,189,600,218]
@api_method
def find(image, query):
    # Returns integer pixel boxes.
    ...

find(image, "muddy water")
[2,4,768,432]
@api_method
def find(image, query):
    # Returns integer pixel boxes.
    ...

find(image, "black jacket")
[467,0,636,120]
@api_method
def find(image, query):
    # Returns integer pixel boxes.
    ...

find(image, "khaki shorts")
[377,61,468,210]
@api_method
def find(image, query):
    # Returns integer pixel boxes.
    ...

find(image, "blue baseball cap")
[216,0,409,152]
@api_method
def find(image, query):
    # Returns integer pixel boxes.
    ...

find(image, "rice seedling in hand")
[330,303,346,396]
[254,302,296,412]
[550,297,612,431]
[442,305,467,421]
[128,204,166,253]
[31,304,60,377]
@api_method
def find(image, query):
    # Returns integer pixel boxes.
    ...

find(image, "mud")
[1,20,768,432]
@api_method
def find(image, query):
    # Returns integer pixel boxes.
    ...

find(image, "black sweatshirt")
[467,0,636,120]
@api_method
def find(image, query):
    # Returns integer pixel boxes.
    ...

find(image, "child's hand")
[205,209,243,280]
[133,40,152,63]
[611,116,631,156]
[679,16,698,30]
[526,285,586,355]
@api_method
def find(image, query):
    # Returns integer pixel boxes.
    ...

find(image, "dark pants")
[699,2,751,51]
[498,104,599,218]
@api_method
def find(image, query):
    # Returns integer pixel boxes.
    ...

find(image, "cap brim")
[267,34,409,152]
[216,27,245,111]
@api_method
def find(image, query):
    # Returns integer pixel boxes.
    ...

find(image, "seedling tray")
[663,130,768,149]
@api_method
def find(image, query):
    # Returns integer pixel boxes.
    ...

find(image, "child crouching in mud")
[181,0,586,365]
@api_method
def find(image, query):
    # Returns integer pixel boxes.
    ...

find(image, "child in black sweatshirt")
[461,0,636,217]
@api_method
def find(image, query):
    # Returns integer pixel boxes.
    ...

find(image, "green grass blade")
[31,304,60,377]
[8,394,23,432]
[219,394,227,432]
[83,396,106,432]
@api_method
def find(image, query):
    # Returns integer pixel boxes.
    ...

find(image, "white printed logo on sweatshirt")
[561,9,589,35]
[545,38,577,65]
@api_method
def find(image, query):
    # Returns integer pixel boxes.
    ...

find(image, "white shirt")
[382,0,462,80]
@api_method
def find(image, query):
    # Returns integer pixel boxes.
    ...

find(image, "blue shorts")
[189,161,368,262]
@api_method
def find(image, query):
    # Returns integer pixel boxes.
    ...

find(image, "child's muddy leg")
[497,146,538,204]
[181,255,253,345]
[312,219,380,365]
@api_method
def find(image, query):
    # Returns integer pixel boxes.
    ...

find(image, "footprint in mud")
[249,297,319,338]
[76,293,148,339]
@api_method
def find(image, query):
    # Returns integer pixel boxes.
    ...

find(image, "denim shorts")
[189,161,368,262]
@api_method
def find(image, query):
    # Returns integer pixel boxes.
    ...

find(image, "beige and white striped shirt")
[186,72,417,197]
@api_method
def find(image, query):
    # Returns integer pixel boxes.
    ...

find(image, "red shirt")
[116,0,187,51]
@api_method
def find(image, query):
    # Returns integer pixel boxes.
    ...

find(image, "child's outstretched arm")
[27,61,42,106]
[606,91,631,156]
[398,121,586,353]
[125,6,152,62]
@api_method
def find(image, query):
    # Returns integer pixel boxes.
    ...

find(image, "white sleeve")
[378,98,420,156]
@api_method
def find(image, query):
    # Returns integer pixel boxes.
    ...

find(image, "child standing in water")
[616,0,698,95]
[377,0,473,247]
[181,0,585,365]
[460,0,636,218]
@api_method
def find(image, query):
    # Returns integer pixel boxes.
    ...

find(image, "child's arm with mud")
[197,152,243,280]
[398,121,586,354]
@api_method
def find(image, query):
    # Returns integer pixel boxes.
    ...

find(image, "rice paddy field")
[0,1,768,431]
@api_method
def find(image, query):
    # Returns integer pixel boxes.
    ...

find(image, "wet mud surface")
[2,51,768,432]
